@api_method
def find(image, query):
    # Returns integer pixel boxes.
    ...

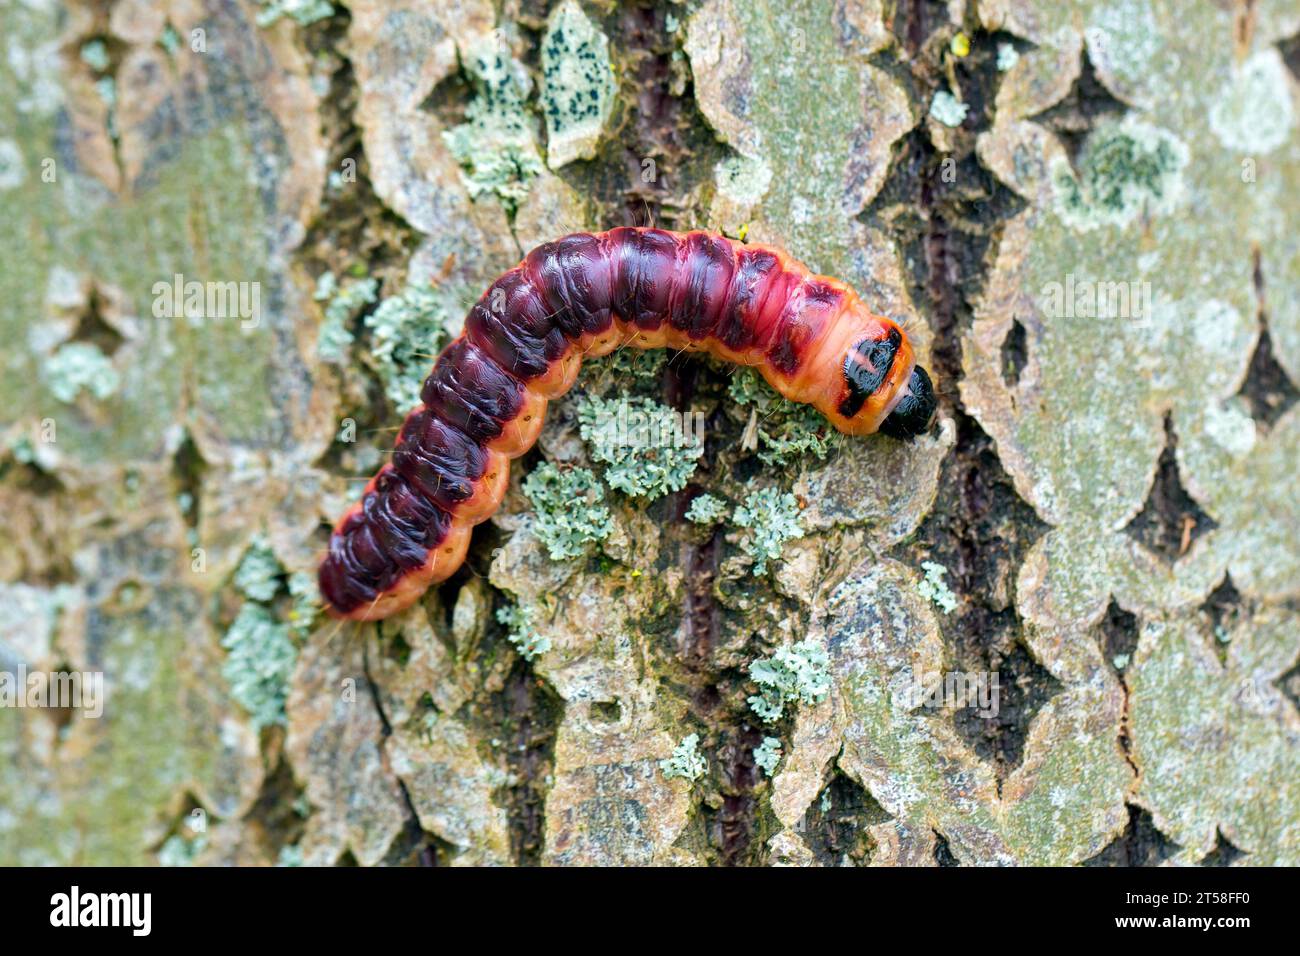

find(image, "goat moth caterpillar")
[320,228,936,621]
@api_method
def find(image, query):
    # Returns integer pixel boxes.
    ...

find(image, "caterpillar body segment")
[319,228,937,621]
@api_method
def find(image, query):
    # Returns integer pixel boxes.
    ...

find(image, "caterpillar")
[319,228,936,621]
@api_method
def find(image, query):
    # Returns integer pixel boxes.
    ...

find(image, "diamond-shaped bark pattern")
[1238,322,1299,430]
[1200,829,1246,866]
[1125,417,1218,563]
[1083,804,1181,867]
[797,773,892,866]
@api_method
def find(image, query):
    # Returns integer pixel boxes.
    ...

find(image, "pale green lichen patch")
[747,638,830,723]
[685,493,728,525]
[754,736,782,777]
[221,604,296,729]
[43,343,120,403]
[522,462,614,560]
[314,272,377,364]
[362,284,450,411]
[917,561,958,615]
[256,0,334,28]
[540,0,616,168]
[728,368,839,466]
[929,91,968,127]
[733,486,804,576]
[233,537,283,602]
[157,833,208,866]
[224,539,298,728]
[660,733,707,781]
[577,347,667,389]
[1051,118,1188,231]
[1207,49,1295,154]
[496,602,551,661]
[714,154,773,207]
[578,393,703,499]
[444,36,545,213]
[0,139,25,191]
[79,39,110,72]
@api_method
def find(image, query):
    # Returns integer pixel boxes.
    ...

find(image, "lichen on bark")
[2,0,1297,867]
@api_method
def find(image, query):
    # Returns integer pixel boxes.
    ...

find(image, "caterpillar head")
[879,364,936,439]
[838,327,937,439]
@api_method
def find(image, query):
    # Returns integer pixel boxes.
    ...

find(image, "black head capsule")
[839,328,901,418]
[879,365,937,440]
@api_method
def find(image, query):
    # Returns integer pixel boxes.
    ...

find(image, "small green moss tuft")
[747,639,831,724]
[733,486,804,575]
[660,733,707,781]
[578,393,704,499]
[522,462,614,561]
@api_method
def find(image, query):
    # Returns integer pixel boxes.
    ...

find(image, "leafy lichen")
[314,272,377,364]
[754,736,782,777]
[685,493,728,525]
[443,36,545,213]
[578,393,703,499]
[747,638,831,724]
[733,486,804,576]
[496,602,551,661]
[728,368,839,466]
[929,90,968,127]
[521,462,614,561]
[233,538,282,603]
[917,561,958,615]
[660,733,707,782]
[220,604,296,729]
[363,284,450,411]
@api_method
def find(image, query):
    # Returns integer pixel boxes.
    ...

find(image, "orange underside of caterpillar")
[319,228,936,621]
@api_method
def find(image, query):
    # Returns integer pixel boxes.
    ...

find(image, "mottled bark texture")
[2,0,1298,866]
